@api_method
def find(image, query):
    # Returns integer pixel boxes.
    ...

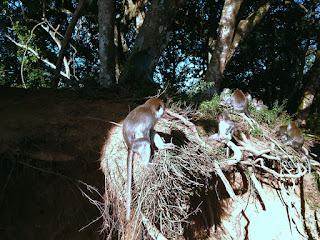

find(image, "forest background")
[1,0,319,130]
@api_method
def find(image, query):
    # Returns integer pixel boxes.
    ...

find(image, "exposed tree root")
[99,107,318,239]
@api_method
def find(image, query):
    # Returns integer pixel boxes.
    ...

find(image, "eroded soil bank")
[0,87,128,239]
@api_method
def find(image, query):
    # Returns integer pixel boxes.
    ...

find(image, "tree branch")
[5,34,69,80]
[226,0,271,64]
[54,0,88,87]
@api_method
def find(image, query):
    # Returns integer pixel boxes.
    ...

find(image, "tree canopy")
[0,0,319,124]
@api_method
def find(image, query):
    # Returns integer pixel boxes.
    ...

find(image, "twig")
[76,116,122,127]
[242,162,308,178]
[166,109,203,144]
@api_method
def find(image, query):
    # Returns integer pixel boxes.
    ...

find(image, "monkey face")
[155,105,164,119]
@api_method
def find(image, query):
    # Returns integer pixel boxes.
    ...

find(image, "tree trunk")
[297,51,320,126]
[204,0,271,93]
[204,0,243,93]
[98,0,116,87]
[119,0,187,85]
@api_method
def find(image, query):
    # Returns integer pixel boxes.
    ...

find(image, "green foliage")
[250,127,264,138]
[254,100,290,127]
[188,80,215,96]
[306,113,320,136]
[197,93,222,120]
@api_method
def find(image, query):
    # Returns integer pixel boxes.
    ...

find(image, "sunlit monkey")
[123,98,174,221]
[220,88,232,101]
[208,113,235,142]
[278,122,310,173]
[245,92,252,101]
[229,89,250,116]
[275,125,288,142]
[252,98,265,110]
[284,122,304,150]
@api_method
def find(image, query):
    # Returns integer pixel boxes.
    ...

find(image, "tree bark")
[98,0,116,87]
[226,0,271,65]
[119,0,187,85]
[204,0,242,92]
[297,51,320,126]
[204,0,271,93]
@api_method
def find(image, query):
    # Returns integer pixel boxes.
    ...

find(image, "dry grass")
[98,100,319,239]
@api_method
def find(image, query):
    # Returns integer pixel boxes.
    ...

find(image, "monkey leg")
[132,139,152,168]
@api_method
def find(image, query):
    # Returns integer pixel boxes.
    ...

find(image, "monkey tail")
[126,149,134,221]
[245,109,250,118]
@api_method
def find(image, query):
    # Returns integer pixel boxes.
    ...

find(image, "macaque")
[275,125,288,142]
[245,92,252,101]
[228,89,250,116]
[252,98,264,110]
[220,88,232,101]
[209,113,235,142]
[277,122,310,173]
[283,122,304,150]
[123,98,174,220]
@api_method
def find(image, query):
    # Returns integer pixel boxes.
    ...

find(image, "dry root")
[99,108,317,239]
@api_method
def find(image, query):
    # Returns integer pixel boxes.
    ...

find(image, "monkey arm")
[208,133,219,141]
[151,130,175,150]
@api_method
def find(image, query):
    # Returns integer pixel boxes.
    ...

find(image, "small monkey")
[123,98,174,221]
[277,122,310,173]
[275,125,288,142]
[209,113,235,141]
[245,92,252,101]
[283,122,304,150]
[252,98,265,110]
[229,89,250,116]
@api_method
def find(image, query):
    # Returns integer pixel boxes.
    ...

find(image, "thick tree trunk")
[119,0,187,85]
[98,0,116,87]
[204,0,242,92]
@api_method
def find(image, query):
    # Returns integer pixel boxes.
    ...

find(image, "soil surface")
[0,87,129,240]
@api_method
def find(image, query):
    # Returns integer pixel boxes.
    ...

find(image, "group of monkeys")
[122,89,306,220]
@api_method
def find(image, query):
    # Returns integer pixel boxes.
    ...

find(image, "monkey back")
[122,98,165,148]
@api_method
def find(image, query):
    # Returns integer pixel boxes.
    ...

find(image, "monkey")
[122,98,175,221]
[252,98,265,110]
[256,100,264,110]
[220,88,231,99]
[245,92,252,101]
[283,122,304,150]
[275,125,288,142]
[228,89,250,116]
[277,122,310,173]
[208,113,235,142]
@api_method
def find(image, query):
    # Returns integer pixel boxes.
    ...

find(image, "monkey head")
[145,98,165,120]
